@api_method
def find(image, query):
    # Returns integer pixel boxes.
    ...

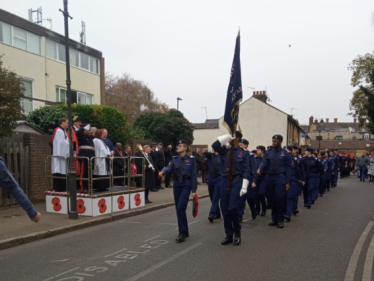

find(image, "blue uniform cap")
[257,145,266,151]
[178,140,190,146]
[285,145,293,151]
[320,151,326,156]
[272,134,283,142]
[240,139,249,145]
[306,147,314,152]
[292,145,298,150]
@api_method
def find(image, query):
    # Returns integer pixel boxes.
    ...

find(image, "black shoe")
[277,223,284,229]
[284,215,291,222]
[363,180,365,182]
[221,236,233,245]
[238,215,243,223]
[360,180,362,182]
[151,189,158,192]
[307,204,311,209]
[208,217,214,223]
[298,193,302,196]
[166,185,173,188]
[312,200,315,205]
[267,205,272,209]
[292,209,299,215]
[261,212,266,216]
[268,221,278,226]
[176,233,187,243]
[213,216,221,220]
[147,200,152,203]
[256,211,260,216]
[158,186,165,189]
[234,232,241,245]
[252,213,257,220]
[145,200,149,204]
[327,188,330,192]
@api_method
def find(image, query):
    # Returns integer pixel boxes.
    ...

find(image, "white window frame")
[364,133,370,140]
[20,78,34,115]
[56,87,67,104]
[77,92,94,105]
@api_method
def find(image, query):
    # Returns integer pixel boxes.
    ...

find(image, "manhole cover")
[241,222,257,228]
[3,214,21,218]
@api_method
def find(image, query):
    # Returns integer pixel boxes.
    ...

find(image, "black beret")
[257,145,266,151]
[235,131,243,139]
[168,142,173,146]
[320,151,326,156]
[326,150,331,153]
[240,139,249,145]
[272,134,283,142]
[292,145,298,150]
[285,146,293,151]
[178,140,190,145]
[306,147,314,152]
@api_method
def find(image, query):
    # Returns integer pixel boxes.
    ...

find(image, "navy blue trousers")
[333,168,338,185]
[303,173,318,205]
[173,179,192,234]
[359,166,366,181]
[266,175,286,223]
[255,176,267,213]
[286,176,298,216]
[220,177,242,236]
[319,175,325,195]
[208,175,222,218]
[238,177,256,216]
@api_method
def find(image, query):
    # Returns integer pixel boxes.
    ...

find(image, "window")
[77,92,93,105]
[46,39,57,59]
[90,57,98,73]
[70,49,79,67]
[364,133,370,140]
[0,21,40,54]
[21,80,33,115]
[334,136,343,141]
[80,53,89,70]
[57,44,66,62]
[371,135,374,139]
[56,87,67,104]
[352,136,357,140]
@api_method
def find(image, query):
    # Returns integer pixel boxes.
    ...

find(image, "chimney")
[314,118,318,124]
[252,91,268,103]
[334,118,338,123]
[326,118,329,123]
[354,118,357,123]
[309,116,314,125]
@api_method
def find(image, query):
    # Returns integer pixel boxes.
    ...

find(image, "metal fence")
[0,135,29,206]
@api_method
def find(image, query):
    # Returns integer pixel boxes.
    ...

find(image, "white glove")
[84,124,90,130]
[240,179,249,196]
[148,164,153,168]
[217,134,235,145]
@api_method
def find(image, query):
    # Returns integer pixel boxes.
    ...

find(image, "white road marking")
[243,218,253,223]
[43,267,80,281]
[362,232,374,281]
[344,221,374,281]
[75,272,95,277]
[125,243,202,281]
[144,235,161,242]
[104,248,127,258]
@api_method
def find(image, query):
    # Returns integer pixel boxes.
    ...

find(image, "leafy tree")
[348,53,374,126]
[359,69,374,133]
[134,109,194,146]
[0,56,24,137]
[27,104,131,144]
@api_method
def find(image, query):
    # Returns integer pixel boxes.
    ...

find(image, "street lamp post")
[60,0,78,219]
[177,97,182,110]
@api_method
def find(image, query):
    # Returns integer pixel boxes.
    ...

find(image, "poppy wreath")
[134,193,141,206]
[77,199,86,214]
[117,196,125,210]
[52,197,62,212]
[98,199,107,213]
[131,164,137,175]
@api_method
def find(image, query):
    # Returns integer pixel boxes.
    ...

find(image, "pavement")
[0,181,209,250]
[1,175,374,281]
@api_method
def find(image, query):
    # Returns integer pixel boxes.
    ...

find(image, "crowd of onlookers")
[354,151,374,182]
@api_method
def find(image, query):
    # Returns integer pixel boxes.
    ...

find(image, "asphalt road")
[1,176,374,281]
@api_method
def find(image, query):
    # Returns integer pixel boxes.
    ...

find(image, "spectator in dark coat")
[164,143,173,188]
[142,145,155,203]
[194,148,203,175]
[113,143,125,186]
[103,129,115,156]
[156,143,165,189]
[150,144,161,191]
[201,148,209,183]
[135,148,144,188]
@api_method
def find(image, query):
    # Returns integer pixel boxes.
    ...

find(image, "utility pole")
[201,107,208,120]
[59,0,78,219]
[177,97,182,110]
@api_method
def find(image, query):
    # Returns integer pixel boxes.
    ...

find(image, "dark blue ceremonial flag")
[222,31,243,136]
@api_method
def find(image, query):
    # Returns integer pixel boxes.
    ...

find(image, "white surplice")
[51,128,69,174]
[93,138,111,176]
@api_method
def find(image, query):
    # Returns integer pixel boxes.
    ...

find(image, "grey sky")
[2,0,374,124]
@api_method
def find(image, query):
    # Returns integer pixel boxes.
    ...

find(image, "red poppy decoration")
[239,152,243,156]
[186,160,190,163]
[98,199,107,213]
[134,193,141,206]
[131,164,138,175]
[281,153,284,156]
[77,199,86,214]
[52,197,62,212]
[117,196,125,210]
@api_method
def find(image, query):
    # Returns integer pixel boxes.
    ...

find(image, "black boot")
[221,236,233,245]
[234,232,241,245]
[175,233,187,243]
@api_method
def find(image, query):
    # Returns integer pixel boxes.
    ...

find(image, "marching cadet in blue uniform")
[159,140,197,243]
[257,135,292,229]
[284,146,300,222]
[212,131,250,245]
[319,151,328,197]
[326,150,335,191]
[312,151,322,202]
[300,147,321,209]
[333,149,340,187]
[253,145,267,216]
[238,139,257,221]
[291,146,301,215]
[206,148,222,222]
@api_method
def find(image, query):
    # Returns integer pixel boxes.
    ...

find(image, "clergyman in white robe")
[51,127,69,191]
[93,138,111,191]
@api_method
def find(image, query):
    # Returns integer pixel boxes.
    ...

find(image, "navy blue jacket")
[212,141,250,181]
[0,157,37,218]
[162,154,198,193]
[291,155,301,180]
[205,152,221,177]
[103,138,115,152]
[259,148,292,183]
[300,157,322,181]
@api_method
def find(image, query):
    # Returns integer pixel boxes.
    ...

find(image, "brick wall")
[23,133,51,202]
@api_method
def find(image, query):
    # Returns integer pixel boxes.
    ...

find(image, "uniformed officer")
[212,131,249,245]
[257,135,292,229]
[284,145,300,222]
[319,152,328,197]
[300,147,321,209]
[265,145,274,209]
[325,150,335,192]
[253,145,267,216]
[159,140,197,243]
[312,151,322,202]
[333,149,340,187]
[291,146,301,215]
[238,139,257,221]
[206,148,222,222]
